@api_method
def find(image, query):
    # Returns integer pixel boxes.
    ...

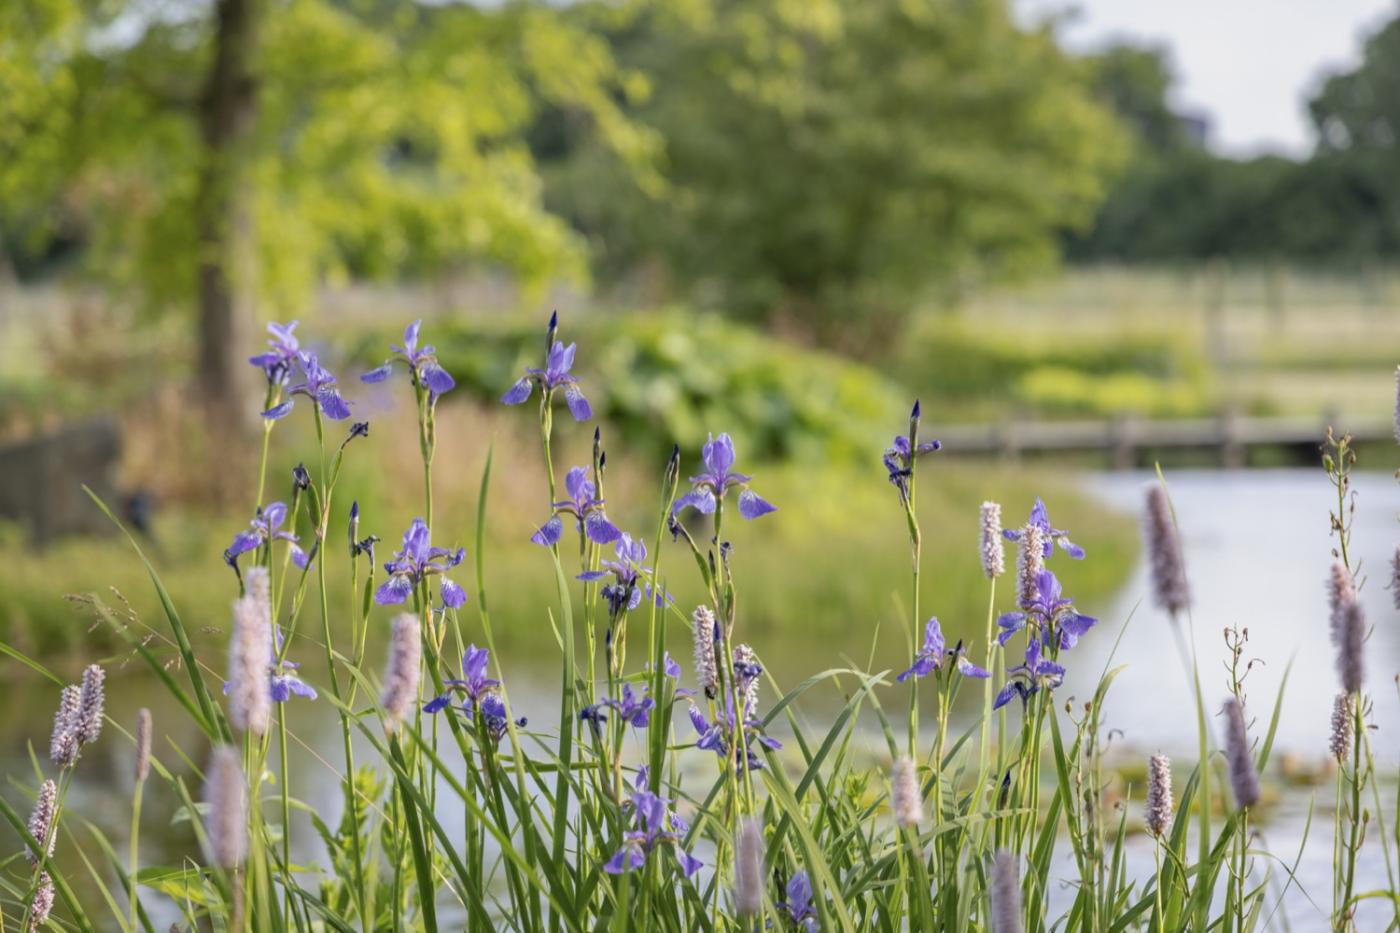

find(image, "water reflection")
[1073,469,1400,764]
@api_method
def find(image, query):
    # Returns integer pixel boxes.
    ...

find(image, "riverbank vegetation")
[1,313,1391,930]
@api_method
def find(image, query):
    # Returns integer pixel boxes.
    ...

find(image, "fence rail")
[934,414,1392,468]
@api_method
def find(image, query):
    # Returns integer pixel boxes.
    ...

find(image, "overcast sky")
[1017,0,1400,157]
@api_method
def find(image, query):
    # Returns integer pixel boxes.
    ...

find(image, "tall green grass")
[0,315,1388,932]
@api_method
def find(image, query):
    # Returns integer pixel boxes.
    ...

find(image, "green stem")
[1153,839,1163,931]
[254,380,276,509]
[128,777,144,933]
[906,485,921,759]
[1341,692,1363,926]
[255,421,273,511]
[276,704,292,923]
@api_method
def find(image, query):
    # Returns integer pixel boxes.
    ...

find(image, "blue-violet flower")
[375,518,467,608]
[500,313,592,420]
[359,319,456,396]
[896,617,989,682]
[1003,497,1084,559]
[673,433,776,520]
[261,352,351,421]
[530,466,621,546]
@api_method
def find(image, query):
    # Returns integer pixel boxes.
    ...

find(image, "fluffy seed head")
[991,849,1024,933]
[49,685,80,769]
[29,874,54,929]
[1144,485,1189,615]
[691,606,718,699]
[1221,698,1259,809]
[204,745,248,869]
[135,708,153,782]
[1017,524,1045,605]
[1145,754,1173,837]
[1327,561,1356,643]
[1336,597,1365,695]
[891,756,923,827]
[227,592,272,736]
[76,663,105,746]
[1329,692,1352,762]
[980,501,1005,579]
[734,817,764,917]
[245,567,271,622]
[1392,546,1400,612]
[1393,366,1400,445]
[25,779,57,866]
[381,613,422,726]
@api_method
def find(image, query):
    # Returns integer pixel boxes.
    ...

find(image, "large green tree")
[545,0,1126,342]
[1071,20,1400,265]
[0,0,655,422]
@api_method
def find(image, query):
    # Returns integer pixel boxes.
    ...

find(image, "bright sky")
[1017,0,1400,157]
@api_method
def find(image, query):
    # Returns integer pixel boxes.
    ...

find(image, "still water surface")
[4,469,1398,928]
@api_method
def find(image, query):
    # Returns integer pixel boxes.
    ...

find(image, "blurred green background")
[4,0,1400,664]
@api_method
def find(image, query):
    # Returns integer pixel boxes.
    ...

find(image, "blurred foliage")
[352,310,909,463]
[539,0,1127,342]
[1072,18,1400,264]
[0,449,1136,669]
[0,0,658,308]
[893,320,1215,419]
[1015,367,1210,418]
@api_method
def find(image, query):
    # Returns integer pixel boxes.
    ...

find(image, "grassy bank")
[0,401,1136,672]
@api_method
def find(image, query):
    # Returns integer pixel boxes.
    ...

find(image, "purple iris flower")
[1003,497,1085,559]
[579,704,608,732]
[895,617,989,683]
[603,769,702,879]
[779,871,819,931]
[248,321,301,384]
[423,645,498,713]
[996,570,1097,650]
[672,433,776,520]
[422,646,525,739]
[374,518,467,609]
[642,652,693,698]
[500,314,592,421]
[224,625,317,704]
[883,400,940,488]
[577,534,671,614]
[993,635,1066,710]
[530,466,621,546]
[261,352,352,421]
[223,502,311,570]
[688,699,780,772]
[359,319,456,396]
[600,683,656,728]
[478,693,526,742]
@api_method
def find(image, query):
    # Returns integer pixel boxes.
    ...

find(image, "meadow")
[1,305,1395,931]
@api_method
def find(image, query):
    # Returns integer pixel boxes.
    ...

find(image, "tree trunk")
[195,0,260,431]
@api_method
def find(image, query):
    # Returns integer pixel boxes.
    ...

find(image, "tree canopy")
[0,0,658,305]
[1070,13,1400,266]
[543,0,1126,339]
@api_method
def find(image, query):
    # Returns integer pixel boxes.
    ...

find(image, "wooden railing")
[931,413,1393,468]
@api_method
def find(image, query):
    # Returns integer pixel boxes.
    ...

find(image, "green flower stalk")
[129,708,152,932]
[882,401,940,757]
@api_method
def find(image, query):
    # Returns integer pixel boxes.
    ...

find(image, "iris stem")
[254,380,276,510]
[905,475,921,760]
[276,704,292,922]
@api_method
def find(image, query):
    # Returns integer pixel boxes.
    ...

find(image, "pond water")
[4,468,1398,929]
[1062,469,1400,931]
